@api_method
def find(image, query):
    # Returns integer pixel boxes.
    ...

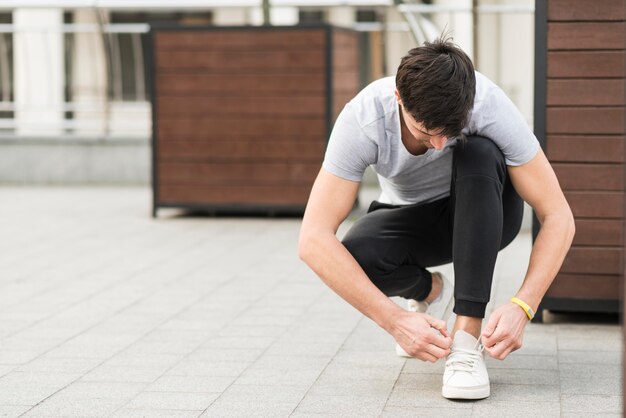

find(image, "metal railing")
[0,18,151,138]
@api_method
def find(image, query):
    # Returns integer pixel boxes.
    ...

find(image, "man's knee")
[342,236,380,276]
[454,135,506,180]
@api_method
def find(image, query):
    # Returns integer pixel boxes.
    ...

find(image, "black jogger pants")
[341,136,524,318]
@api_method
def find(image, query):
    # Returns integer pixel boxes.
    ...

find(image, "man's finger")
[481,310,501,340]
[416,351,439,363]
[425,343,450,360]
[425,315,448,333]
[426,329,452,350]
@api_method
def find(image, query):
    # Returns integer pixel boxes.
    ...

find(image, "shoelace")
[445,337,485,372]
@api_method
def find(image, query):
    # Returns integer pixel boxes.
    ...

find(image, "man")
[298,36,575,400]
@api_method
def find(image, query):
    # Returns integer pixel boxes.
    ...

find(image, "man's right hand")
[388,310,452,362]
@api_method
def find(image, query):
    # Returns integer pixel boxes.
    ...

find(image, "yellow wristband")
[510,297,535,320]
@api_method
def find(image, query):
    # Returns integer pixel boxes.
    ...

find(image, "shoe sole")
[395,344,411,358]
[442,384,490,400]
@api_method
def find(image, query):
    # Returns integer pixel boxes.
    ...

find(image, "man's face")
[395,90,449,151]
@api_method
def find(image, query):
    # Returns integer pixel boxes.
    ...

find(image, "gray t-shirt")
[322,71,540,205]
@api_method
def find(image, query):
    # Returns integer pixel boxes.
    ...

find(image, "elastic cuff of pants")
[454,299,487,318]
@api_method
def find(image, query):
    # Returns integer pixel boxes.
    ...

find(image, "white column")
[213,7,249,25]
[248,6,298,26]
[72,9,107,135]
[328,6,355,28]
[432,0,473,59]
[384,8,416,76]
[13,8,64,136]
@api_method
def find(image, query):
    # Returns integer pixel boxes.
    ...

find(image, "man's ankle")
[452,315,482,340]
[424,272,442,304]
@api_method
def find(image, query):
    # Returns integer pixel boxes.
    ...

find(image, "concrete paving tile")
[319,363,403,382]
[124,391,220,410]
[381,406,472,417]
[559,350,622,365]
[516,333,557,356]
[215,384,309,404]
[165,361,252,378]
[51,382,148,400]
[560,374,622,396]
[471,400,560,417]
[306,378,396,398]
[235,367,322,387]
[262,342,341,357]
[0,387,60,406]
[558,336,622,352]
[0,350,44,365]
[386,386,472,409]
[293,395,386,416]
[185,348,265,363]
[0,405,33,417]
[147,375,236,393]
[331,349,405,367]
[560,363,621,379]
[488,368,559,386]
[0,372,80,389]
[561,414,621,418]
[112,409,203,418]
[485,354,558,370]
[561,394,622,413]
[247,355,330,371]
[105,353,185,368]
[402,358,445,374]
[394,373,441,389]
[201,336,277,350]
[80,365,169,383]
[487,384,560,402]
[14,357,100,374]
[20,397,128,417]
[201,400,296,417]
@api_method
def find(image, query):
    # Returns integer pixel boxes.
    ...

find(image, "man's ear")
[394,89,402,104]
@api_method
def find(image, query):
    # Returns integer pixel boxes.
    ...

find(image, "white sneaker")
[395,272,453,358]
[442,330,490,399]
[395,299,428,357]
[425,272,454,323]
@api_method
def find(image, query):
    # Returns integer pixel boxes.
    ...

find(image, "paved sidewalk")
[0,187,621,417]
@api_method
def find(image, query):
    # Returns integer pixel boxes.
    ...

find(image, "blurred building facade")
[0,0,534,184]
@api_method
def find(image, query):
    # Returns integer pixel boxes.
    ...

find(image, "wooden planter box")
[533,0,625,321]
[148,24,360,216]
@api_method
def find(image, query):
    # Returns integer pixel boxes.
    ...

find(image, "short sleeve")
[322,103,378,182]
[466,80,540,167]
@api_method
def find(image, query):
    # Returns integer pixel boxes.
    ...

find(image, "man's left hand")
[481,302,529,360]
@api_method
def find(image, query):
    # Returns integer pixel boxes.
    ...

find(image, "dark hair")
[395,35,476,139]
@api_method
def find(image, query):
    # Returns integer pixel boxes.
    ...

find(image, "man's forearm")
[515,211,575,311]
[299,231,403,331]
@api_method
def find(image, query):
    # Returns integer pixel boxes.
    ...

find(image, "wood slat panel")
[565,191,624,218]
[156,50,325,72]
[573,219,624,246]
[546,107,625,134]
[547,79,625,106]
[547,136,624,163]
[158,140,326,161]
[158,184,311,205]
[553,163,624,191]
[158,162,319,185]
[156,74,325,95]
[155,29,326,50]
[548,0,626,21]
[157,96,326,117]
[547,51,626,78]
[561,247,623,274]
[157,117,326,141]
[548,22,626,50]
[546,273,620,299]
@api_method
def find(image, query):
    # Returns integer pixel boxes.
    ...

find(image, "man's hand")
[481,302,529,360]
[389,311,452,362]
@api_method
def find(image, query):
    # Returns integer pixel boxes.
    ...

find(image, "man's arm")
[298,168,451,362]
[481,147,575,359]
